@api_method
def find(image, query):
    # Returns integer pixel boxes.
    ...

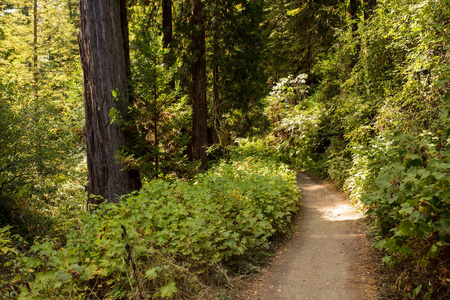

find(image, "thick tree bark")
[190,0,208,169]
[79,0,140,207]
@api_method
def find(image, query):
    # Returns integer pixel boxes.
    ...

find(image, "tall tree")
[162,0,173,49]
[190,0,208,169]
[162,0,175,89]
[78,0,140,206]
[33,0,38,100]
[207,0,268,138]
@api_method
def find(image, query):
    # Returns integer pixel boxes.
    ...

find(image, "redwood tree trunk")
[79,0,140,207]
[190,0,208,169]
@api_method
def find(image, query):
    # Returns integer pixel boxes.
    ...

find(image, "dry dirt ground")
[240,172,379,300]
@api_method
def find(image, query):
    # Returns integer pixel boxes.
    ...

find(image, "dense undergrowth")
[0,153,300,299]
[352,129,449,298]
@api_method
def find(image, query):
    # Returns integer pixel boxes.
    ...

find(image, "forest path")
[241,172,378,300]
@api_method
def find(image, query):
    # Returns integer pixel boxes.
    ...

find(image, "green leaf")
[417,222,432,238]
[266,205,275,212]
[384,238,398,253]
[287,8,301,16]
[444,90,450,103]
[396,220,412,236]
[36,271,55,285]
[373,239,386,250]
[25,257,43,269]
[69,264,84,273]
[1,246,17,255]
[55,270,72,282]
[160,281,177,297]
[145,267,158,280]
[399,203,414,216]
[11,274,21,283]
[381,255,391,264]
[83,266,94,281]
[427,242,441,259]
[435,216,450,231]
[409,284,422,298]
[439,189,450,200]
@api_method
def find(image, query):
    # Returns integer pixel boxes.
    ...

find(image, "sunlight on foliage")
[0,155,300,299]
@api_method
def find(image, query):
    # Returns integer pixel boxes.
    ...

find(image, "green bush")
[347,124,449,298]
[1,156,301,299]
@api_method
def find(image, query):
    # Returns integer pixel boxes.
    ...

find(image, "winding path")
[242,172,377,300]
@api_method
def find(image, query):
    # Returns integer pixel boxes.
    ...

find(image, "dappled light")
[319,203,363,222]
[1,0,448,299]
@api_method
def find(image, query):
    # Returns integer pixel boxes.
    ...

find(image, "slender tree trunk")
[162,0,174,88]
[153,83,159,171]
[348,0,361,60]
[33,0,38,100]
[190,0,207,169]
[348,0,359,33]
[211,3,220,145]
[79,0,140,207]
[162,0,173,49]
[212,42,220,145]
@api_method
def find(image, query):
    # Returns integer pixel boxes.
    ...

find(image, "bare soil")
[241,172,379,300]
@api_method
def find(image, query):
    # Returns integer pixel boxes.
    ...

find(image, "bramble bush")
[0,155,301,299]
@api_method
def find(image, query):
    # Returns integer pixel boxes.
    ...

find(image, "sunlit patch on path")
[242,172,377,300]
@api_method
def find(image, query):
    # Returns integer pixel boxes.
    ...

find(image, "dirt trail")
[242,172,378,300]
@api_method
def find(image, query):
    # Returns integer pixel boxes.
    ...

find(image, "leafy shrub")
[266,74,309,123]
[325,153,352,189]
[233,137,280,162]
[1,156,301,299]
[348,123,449,298]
